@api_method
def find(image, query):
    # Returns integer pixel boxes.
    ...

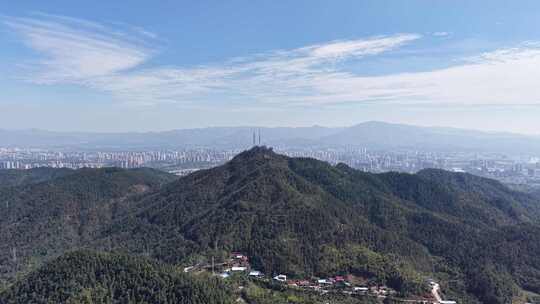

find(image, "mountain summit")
[99,148,540,303]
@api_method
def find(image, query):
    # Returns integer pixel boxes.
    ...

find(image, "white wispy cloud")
[99,34,421,105]
[4,14,153,83]
[5,14,540,108]
[332,44,540,106]
[3,14,420,105]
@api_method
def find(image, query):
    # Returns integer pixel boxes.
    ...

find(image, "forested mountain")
[0,250,233,304]
[0,167,177,285]
[2,147,540,303]
[105,148,433,295]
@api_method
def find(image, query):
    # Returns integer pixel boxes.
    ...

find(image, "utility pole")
[109,280,115,302]
[11,246,17,272]
[7,200,17,269]
[212,256,215,275]
[11,247,16,263]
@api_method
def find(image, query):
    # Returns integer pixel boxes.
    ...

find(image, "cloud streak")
[433,31,450,37]
[4,14,421,105]
[5,14,540,108]
[339,44,540,106]
[4,14,153,83]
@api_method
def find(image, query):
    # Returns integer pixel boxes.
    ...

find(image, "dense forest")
[0,250,233,304]
[0,250,385,304]
[2,147,540,303]
[0,167,177,285]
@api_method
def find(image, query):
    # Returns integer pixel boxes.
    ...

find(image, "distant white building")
[231,266,247,272]
[273,274,287,282]
[249,270,263,277]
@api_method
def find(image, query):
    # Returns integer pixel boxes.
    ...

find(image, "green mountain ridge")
[2,147,540,303]
[0,167,75,188]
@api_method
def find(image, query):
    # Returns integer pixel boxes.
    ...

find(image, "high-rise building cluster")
[1,146,540,188]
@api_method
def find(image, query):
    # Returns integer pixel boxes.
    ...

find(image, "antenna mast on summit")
[258,129,261,145]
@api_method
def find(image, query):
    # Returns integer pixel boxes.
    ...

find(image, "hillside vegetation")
[2,147,540,303]
[0,250,233,304]
[0,167,177,285]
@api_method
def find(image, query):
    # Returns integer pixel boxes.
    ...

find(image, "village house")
[354,286,369,293]
[273,274,287,282]
[231,266,247,272]
[248,270,263,277]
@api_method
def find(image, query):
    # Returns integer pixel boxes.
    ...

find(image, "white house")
[273,274,287,282]
[231,266,247,272]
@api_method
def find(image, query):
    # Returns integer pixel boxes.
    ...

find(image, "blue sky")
[2,1,540,133]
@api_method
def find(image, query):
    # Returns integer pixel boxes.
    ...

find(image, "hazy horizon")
[1,120,539,137]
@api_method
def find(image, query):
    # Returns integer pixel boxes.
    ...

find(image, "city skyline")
[2,1,540,134]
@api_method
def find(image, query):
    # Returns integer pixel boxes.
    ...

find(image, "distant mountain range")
[2,121,540,154]
[2,147,540,303]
